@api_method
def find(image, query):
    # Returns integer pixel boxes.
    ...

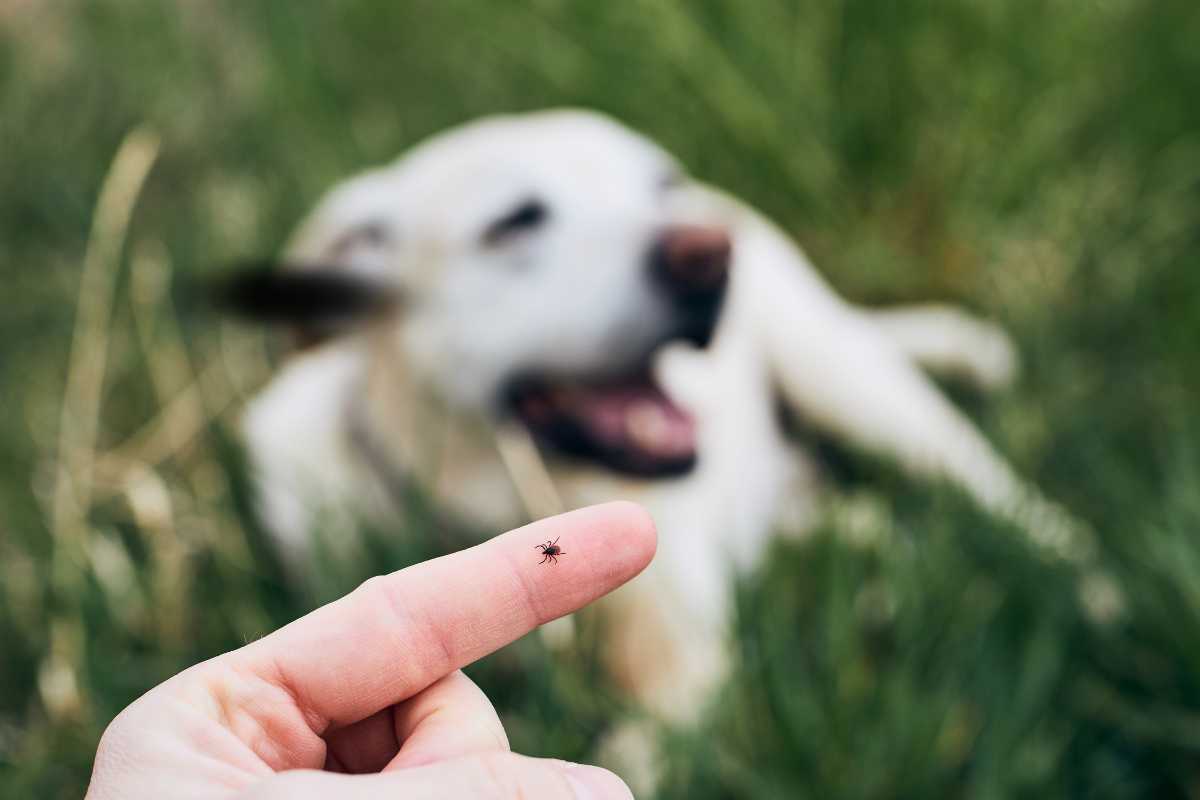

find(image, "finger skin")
[384,670,508,770]
[321,670,508,773]
[243,754,633,800]
[237,501,655,729]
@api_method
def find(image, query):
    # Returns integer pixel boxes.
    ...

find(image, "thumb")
[245,753,633,799]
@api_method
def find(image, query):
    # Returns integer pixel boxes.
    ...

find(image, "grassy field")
[3,1,1200,797]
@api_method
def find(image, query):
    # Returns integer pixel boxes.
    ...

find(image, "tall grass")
[2,2,1199,797]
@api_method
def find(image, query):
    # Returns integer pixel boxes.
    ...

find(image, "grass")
[2,1,1200,797]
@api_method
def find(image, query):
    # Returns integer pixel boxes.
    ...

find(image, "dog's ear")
[219,168,408,346]
[214,263,402,344]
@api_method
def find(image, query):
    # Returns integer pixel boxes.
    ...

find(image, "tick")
[536,537,564,564]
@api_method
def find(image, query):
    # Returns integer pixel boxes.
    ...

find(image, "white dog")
[235,109,1089,731]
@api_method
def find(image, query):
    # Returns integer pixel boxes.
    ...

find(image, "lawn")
[2,2,1199,797]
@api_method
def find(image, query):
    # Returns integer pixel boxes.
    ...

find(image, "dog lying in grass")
[230,108,1088,759]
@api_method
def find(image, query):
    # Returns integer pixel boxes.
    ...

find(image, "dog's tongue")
[566,382,695,460]
[514,376,697,472]
[511,371,700,472]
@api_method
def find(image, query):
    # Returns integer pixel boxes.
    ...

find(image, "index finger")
[236,501,655,732]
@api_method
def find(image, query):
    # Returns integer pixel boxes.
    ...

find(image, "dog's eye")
[330,220,390,257]
[659,168,687,192]
[482,199,548,245]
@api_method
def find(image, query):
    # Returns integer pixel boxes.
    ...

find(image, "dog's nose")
[649,225,731,299]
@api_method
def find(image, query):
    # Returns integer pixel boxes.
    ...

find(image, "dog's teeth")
[626,401,671,450]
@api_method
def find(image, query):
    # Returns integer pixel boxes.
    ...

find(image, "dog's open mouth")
[506,371,696,476]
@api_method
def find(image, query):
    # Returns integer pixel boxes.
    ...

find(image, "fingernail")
[559,762,634,799]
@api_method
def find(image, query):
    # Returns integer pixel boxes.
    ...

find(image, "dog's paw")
[653,341,715,416]
[962,318,1019,391]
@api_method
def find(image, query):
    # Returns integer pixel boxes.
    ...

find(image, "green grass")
[3,1,1200,797]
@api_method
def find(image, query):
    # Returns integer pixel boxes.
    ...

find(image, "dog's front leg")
[858,303,1018,392]
[737,218,1092,562]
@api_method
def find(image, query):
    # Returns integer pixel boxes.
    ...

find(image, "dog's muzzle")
[505,225,734,477]
[648,225,731,346]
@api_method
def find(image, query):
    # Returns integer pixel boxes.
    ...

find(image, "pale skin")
[85,502,656,799]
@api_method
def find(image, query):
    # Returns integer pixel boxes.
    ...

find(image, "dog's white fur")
[243,109,1088,727]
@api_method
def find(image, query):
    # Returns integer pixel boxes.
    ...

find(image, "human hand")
[85,502,656,799]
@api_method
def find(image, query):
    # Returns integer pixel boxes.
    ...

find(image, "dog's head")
[228,109,734,476]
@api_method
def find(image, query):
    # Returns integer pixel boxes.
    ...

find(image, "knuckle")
[357,572,460,680]
[354,573,391,604]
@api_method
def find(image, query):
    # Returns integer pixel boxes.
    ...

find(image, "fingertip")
[532,501,657,568]
[602,500,658,573]
[558,501,656,581]
[518,502,657,606]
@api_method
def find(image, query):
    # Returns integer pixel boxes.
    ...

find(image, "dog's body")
[241,109,1086,727]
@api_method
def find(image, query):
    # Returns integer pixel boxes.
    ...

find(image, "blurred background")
[3,1,1200,797]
